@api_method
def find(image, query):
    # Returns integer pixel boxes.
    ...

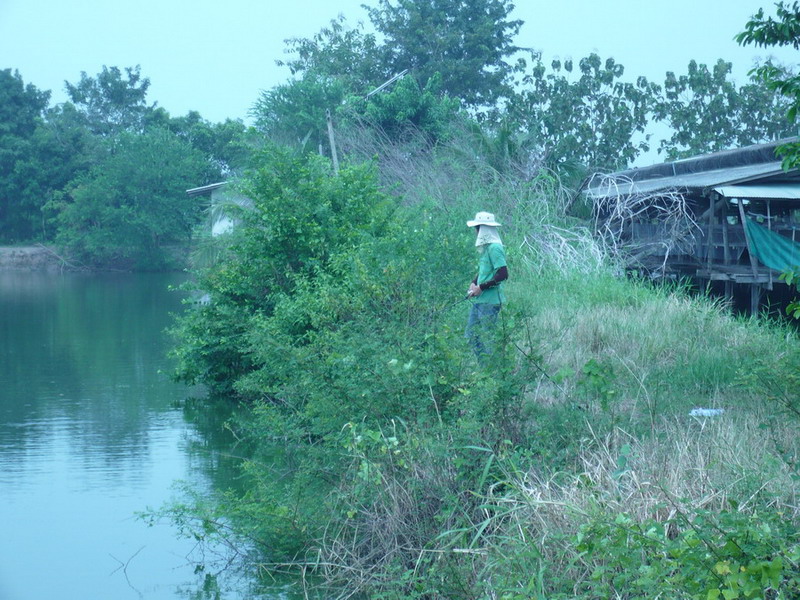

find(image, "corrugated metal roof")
[586,161,788,198]
[585,138,800,199]
[713,183,800,200]
[186,182,227,196]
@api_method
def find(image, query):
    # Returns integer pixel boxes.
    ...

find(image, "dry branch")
[587,173,700,274]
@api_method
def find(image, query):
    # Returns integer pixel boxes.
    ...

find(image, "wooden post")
[706,196,715,272]
[722,204,730,265]
[326,109,339,175]
[722,204,733,304]
[751,284,761,316]
[738,198,760,280]
[767,201,773,290]
[738,198,762,315]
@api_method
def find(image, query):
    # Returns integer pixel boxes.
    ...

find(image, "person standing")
[465,211,508,360]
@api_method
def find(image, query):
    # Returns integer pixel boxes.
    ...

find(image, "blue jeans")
[465,303,501,360]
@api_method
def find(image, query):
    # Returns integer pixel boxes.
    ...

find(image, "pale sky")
[1,0,796,126]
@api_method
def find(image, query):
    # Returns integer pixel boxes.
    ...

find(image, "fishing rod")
[429,293,473,319]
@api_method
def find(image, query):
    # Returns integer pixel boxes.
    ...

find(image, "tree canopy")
[53,128,215,269]
[3,3,798,263]
[508,53,659,173]
[366,0,523,107]
[0,70,53,241]
[0,65,250,261]
[65,65,154,136]
[737,2,800,168]
[655,59,794,160]
[277,15,388,92]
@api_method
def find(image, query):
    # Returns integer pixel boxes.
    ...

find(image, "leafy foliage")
[0,69,50,138]
[563,508,800,600]
[252,74,347,154]
[155,110,252,175]
[277,15,388,92]
[655,59,794,160]
[737,2,800,169]
[509,53,659,172]
[0,69,52,242]
[171,147,396,395]
[65,65,154,136]
[0,63,254,255]
[342,73,462,144]
[52,128,215,269]
[365,0,523,108]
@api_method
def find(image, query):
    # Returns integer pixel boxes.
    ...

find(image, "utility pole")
[326,109,339,175]
[324,70,408,176]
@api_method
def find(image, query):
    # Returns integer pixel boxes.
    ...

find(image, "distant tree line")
[1,0,796,268]
[0,65,250,268]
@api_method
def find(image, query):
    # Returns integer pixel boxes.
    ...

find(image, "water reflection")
[0,272,253,600]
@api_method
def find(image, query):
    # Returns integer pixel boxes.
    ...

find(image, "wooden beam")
[697,196,728,221]
[751,284,761,316]
[738,198,764,315]
[737,198,760,282]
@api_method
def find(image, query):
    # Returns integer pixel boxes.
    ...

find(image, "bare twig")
[587,173,699,274]
[109,545,145,597]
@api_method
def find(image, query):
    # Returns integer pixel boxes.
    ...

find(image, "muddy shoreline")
[0,246,72,271]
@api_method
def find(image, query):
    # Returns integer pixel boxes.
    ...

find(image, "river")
[0,271,270,600]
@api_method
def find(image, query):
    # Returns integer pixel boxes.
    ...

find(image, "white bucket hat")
[466,211,501,227]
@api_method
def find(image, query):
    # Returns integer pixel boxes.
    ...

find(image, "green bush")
[567,508,800,600]
[170,146,395,396]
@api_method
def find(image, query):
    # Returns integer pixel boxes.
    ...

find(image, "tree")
[365,0,523,107]
[0,69,51,242]
[508,53,660,173]
[737,2,800,168]
[257,16,386,156]
[737,2,800,317]
[17,102,97,241]
[157,110,252,175]
[65,65,155,136]
[53,128,216,269]
[655,59,794,160]
[342,73,462,144]
[171,147,395,395]
[278,15,388,93]
[252,74,347,154]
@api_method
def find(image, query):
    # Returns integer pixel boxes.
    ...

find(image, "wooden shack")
[586,139,800,314]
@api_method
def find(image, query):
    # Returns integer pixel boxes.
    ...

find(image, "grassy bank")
[294,270,800,598]
[166,146,800,599]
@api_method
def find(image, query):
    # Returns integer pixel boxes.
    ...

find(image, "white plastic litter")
[689,408,725,417]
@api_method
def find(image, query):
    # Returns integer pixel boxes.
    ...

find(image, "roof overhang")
[186,182,227,197]
[586,162,788,199]
[712,183,800,200]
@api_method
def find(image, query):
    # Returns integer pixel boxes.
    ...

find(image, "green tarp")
[745,217,800,272]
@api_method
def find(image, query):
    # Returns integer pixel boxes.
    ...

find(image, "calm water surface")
[0,272,264,600]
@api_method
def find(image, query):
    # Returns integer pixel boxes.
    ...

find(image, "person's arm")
[478,266,508,291]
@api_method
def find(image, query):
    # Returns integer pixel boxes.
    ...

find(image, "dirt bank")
[0,246,70,271]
